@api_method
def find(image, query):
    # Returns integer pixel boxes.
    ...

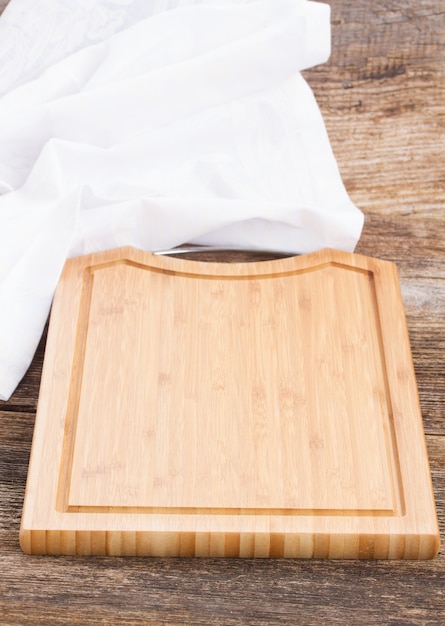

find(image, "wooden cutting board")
[20,247,439,558]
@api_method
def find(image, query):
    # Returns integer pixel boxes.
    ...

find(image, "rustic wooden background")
[0,0,444,623]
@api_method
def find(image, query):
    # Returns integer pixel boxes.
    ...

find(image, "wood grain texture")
[19,247,439,558]
[303,0,445,219]
[1,0,444,622]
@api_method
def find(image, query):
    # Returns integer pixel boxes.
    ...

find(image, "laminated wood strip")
[19,247,439,557]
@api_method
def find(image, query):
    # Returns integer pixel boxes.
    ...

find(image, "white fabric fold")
[0,0,364,400]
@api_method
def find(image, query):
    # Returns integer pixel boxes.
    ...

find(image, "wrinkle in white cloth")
[0,0,364,400]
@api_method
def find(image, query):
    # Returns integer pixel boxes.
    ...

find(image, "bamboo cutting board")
[20,247,439,558]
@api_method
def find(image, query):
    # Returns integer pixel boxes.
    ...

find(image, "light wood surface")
[19,247,439,558]
[1,0,444,622]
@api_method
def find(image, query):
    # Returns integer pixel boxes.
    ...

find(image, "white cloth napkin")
[0,0,364,400]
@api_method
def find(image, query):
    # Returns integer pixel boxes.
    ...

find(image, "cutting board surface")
[20,248,439,558]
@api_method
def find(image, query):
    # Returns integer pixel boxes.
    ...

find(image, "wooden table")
[1,0,443,623]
